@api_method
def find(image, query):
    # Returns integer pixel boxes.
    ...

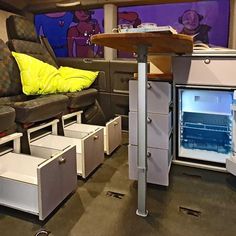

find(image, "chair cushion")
[0,94,28,106]
[66,88,98,110]
[11,94,68,124]
[0,106,15,132]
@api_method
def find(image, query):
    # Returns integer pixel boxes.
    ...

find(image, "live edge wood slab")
[91,32,193,55]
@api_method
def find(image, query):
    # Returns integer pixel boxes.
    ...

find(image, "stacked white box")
[129,80,173,186]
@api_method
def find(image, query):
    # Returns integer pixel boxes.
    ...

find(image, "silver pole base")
[136,209,148,217]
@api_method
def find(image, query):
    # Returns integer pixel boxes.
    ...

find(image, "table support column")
[136,45,148,217]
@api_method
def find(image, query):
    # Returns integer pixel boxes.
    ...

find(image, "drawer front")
[82,128,104,178]
[37,146,77,220]
[110,60,138,94]
[106,116,122,155]
[128,145,169,186]
[129,80,172,114]
[129,111,172,149]
[111,94,129,130]
[59,146,77,200]
[173,57,236,86]
[98,93,113,121]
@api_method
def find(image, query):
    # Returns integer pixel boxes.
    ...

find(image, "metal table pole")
[136,44,148,217]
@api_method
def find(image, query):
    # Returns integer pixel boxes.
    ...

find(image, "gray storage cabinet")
[129,80,173,186]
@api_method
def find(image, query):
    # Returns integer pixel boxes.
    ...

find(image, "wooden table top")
[133,73,173,81]
[91,32,193,55]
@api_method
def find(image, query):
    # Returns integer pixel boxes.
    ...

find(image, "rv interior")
[0,0,236,235]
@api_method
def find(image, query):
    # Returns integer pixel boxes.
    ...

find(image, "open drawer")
[30,131,104,179]
[0,133,77,220]
[63,112,122,155]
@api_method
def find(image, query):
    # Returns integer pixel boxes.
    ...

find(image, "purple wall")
[118,0,230,58]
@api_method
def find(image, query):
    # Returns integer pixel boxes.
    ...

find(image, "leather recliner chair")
[0,39,69,153]
[6,15,106,126]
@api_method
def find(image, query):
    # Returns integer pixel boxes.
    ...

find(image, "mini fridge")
[177,87,233,164]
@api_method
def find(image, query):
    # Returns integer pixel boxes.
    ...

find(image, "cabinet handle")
[147,83,152,89]
[83,58,93,63]
[204,58,211,64]
[147,152,151,158]
[114,121,119,126]
[59,157,66,165]
[93,135,99,140]
[147,117,152,123]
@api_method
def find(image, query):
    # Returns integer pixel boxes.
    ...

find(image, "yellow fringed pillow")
[12,52,99,95]
[57,66,99,93]
[12,51,60,95]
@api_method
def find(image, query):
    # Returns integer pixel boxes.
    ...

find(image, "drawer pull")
[147,83,152,89]
[59,157,66,165]
[114,121,119,126]
[147,152,151,158]
[147,117,152,123]
[83,58,93,63]
[204,58,211,64]
[93,135,99,140]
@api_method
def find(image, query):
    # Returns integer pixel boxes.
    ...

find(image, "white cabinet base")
[128,145,172,186]
[226,156,236,176]
[30,131,104,178]
[64,116,122,155]
[0,146,77,220]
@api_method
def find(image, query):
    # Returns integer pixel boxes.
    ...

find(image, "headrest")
[6,15,38,42]
[7,39,58,68]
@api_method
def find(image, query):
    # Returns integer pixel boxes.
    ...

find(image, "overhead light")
[56,1,81,7]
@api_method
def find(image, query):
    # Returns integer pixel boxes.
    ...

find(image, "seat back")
[6,15,58,68]
[0,39,22,97]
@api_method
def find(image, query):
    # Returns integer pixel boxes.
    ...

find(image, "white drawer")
[0,146,77,220]
[173,57,236,86]
[129,80,172,114]
[128,145,172,186]
[129,111,172,149]
[64,116,122,155]
[30,130,104,178]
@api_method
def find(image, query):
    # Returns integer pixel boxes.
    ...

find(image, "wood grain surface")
[91,32,193,55]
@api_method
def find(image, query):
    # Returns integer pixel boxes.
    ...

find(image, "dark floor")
[1,133,236,236]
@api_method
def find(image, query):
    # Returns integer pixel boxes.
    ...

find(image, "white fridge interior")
[178,88,233,164]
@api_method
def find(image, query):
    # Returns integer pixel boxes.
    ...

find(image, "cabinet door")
[129,111,172,149]
[129,80,172,114]
[173,57,236,86]
[128,145,170,186]
[106,116,122,155]
[59,146,77,200]
[82,128,104,178]
[37,145,77,220]
[110,60,138,94]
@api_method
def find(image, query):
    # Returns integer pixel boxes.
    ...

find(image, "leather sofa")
[0,38,68,153]
[6,15,105,126]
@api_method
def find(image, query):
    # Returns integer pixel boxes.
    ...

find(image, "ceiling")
[0,0,200,13]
